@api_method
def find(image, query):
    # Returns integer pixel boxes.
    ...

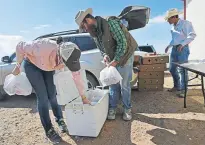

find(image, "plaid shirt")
[108,19,127,61]
[94,19,127,62]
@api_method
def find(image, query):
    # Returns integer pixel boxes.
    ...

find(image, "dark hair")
[56,36,63,44]
[83,14,95,22]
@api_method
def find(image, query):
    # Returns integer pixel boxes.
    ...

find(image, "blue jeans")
[24,60,63,132]
[109,56,133,110]
[170,46,190,90]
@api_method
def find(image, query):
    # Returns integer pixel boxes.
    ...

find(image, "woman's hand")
[54,63,65,70]
[82,96,91,104]
[12,65,20,76]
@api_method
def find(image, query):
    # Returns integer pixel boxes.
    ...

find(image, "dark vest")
[95,16,138,66]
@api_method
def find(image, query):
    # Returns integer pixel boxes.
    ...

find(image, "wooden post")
[184,0,186,20]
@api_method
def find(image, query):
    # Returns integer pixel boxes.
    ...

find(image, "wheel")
[130,71,138,87]
[86,73,99,90]
[0,92,8,101]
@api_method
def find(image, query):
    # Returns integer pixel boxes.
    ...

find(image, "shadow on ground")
[132,88,205,114]
[1,81,205,144]
[133,113,205,145]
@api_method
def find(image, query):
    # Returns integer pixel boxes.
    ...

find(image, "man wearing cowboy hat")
[75,8,138,121]
[164,8,196,98]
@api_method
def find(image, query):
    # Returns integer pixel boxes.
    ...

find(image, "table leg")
[201,75,205,107]
[184,69,187,108]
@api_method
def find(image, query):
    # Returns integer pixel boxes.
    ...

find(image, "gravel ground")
[1,74,205,145]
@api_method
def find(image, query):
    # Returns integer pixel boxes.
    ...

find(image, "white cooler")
[54,69,109,137]
[65,89,109,137]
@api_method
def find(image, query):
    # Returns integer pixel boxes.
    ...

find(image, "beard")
[86,24,98,37]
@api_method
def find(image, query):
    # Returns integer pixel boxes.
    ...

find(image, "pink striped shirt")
[16,38,85,96]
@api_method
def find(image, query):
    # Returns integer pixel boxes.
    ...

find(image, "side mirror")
[1,56,11,63]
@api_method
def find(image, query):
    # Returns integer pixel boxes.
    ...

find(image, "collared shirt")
[169,19,196,47]
[108,19,127,61]
[94,19,127,62]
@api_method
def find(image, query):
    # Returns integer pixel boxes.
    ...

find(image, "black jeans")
[24,60,63,132]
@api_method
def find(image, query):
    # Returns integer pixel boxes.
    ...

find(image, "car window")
[13,56,16,62]
[63,37,76,43]
[50,38,57,41]
[75,36,97,51]
[10,53,16,62]
[138,46,155,53]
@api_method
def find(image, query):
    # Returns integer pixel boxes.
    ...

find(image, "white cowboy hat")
[75,8,93,26]
[164,8,183,21]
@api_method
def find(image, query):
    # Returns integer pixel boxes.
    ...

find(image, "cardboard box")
[138,84,163,91]
[139,64,166,72]
[142,55,169,65]
[138,71,164,79]
[138,78,164,86]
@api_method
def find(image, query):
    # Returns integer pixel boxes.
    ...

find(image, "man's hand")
[177,44,183,52]
[103,55,110,65]
[12,65,20,76]
[108,60,118,67]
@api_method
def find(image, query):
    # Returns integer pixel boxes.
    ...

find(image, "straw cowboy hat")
[164,8,183,21]
[75,8,93,26]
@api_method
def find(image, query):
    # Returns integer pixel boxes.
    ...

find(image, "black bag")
[118,5,150,31]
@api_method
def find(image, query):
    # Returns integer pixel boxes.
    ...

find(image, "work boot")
[107,109,116,120]
[46,127,62,144]
[123,109,132,121]
[57,119,68,133]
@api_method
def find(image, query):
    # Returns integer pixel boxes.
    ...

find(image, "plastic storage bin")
[53,69,87,105]
[65,89,109,137]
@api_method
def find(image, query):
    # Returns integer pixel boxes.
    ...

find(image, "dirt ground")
[1,73,205,145]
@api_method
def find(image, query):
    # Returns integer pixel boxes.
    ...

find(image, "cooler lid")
[54,69,88,104]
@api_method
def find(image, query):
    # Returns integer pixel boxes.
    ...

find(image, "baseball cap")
[59,42,81,72]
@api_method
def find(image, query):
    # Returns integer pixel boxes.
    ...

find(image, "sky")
[0,0,184,59]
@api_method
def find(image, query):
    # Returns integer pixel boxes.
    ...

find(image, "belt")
[174,44,188,48]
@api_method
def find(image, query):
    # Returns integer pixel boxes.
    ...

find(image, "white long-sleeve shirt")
[169,19,196,47]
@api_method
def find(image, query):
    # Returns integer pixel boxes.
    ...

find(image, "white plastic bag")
[99,66,122,87]
[85,88,107,106]
[3,72,32,96]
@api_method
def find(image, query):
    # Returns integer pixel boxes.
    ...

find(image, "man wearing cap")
[164,8,196,98]
[56,36,91,105]
[75,8,138,121]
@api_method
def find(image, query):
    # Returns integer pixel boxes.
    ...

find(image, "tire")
[0,92,8,101]
[130,71,138,87]
[86,73,99,90]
